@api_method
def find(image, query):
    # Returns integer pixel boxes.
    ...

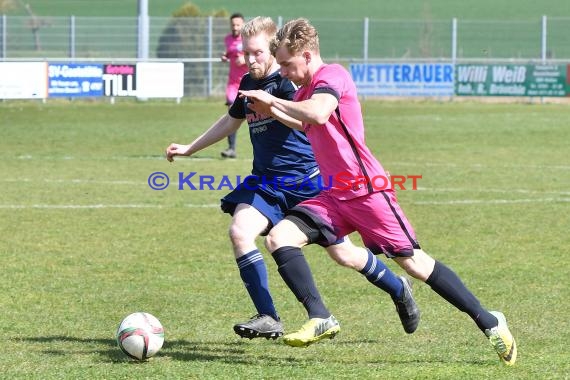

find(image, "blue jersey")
[228,71,318,180]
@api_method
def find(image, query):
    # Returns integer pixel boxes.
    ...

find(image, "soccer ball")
[116,312,165,360]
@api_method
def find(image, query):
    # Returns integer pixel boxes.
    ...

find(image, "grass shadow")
[15,335,495,366]
[16,335,257,364]
[17,335,126,362]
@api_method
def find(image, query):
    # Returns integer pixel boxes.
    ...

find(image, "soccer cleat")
[221,148,237,158]
[485,311,517,366]
[392,276,421,334]
[233,314,283,340]
[282,315,340,348]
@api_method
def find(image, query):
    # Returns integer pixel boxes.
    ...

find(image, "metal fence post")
[451,17,457,64]
[1,15,6,59]
[137,0,149,60]
[541,15,547,63]
[363,17,369,62]
[69,15,75,59]
[207,16,213,97]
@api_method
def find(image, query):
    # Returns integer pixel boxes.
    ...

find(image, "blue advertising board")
[349,63,454,96]
[48,63,104,97]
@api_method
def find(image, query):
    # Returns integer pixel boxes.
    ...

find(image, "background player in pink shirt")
[241,18,516,365]
[221,13,249,158]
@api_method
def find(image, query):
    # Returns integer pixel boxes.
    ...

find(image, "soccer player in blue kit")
[165,16,419,340]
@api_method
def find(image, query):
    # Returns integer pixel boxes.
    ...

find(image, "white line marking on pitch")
[1,199,569,209]
[1,178,141,185]
[0,204,219,209]
[2,179,569,197]
[8,155,570,170]
[13,155,251,162]
[412,198,570,205]
[387,161,570,170]
[416,187,570,196]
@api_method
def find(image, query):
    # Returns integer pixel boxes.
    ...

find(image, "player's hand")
[240,89,272,103]
[165,143,190,162]
[221,53,228,62]
[239,89,273,114]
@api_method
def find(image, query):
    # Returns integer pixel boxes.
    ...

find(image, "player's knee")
[265,219,309,253]
[327,244,357,269]
[264,230,282,252]
[264,227,299,252]
[401,265,426,280]
[396,251,433,281]
[227,224,239,245]
[228,222,250,247]
[326,249,358,269]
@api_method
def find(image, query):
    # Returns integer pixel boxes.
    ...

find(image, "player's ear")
[303,52,311,64]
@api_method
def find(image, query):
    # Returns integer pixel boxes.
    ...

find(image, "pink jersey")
[292,64,418,255]
[224,33,248,103]
[294,64,389,200]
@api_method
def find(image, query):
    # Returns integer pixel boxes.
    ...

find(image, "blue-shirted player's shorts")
[221,173,322,234]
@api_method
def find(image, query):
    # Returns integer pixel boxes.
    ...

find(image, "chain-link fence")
[1,15,569,97]
[3,16,570,60]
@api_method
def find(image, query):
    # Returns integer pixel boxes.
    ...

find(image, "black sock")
[227,133,236,150]
[272,246,330,319]
[426,261,498,332]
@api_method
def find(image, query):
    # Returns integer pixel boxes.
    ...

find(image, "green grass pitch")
[0,98,569,379]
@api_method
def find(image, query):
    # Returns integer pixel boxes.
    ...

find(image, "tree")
[0,0,17,13]
[156,2,229,96]
[419,3,434,58]
[11,1,52,51]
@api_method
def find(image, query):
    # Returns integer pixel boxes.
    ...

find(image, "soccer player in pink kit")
[220,13,249,158]
[240,18,517,365]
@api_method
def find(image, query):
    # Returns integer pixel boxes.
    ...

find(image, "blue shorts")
[221,174,322,233]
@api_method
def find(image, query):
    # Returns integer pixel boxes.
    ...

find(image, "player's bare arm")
[241,89,338,125]
[270,107,303,131]
[239,89,274,114]
[239,89,303,131]
[165,114,242,162]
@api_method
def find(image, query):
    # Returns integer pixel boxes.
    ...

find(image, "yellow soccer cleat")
[283,315,340,348]
[485,311,517,366]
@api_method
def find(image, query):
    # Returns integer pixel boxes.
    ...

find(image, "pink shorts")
[290,190,420,257]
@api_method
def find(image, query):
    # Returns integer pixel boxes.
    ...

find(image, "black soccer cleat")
[233,314,283,340]
[392,276,421,334]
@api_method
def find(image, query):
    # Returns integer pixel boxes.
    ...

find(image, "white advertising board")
[0,62,48,99]
[136,62,184,99]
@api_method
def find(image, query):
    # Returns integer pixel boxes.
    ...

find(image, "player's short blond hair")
[241,16,277,40]
[271,18,320,56]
